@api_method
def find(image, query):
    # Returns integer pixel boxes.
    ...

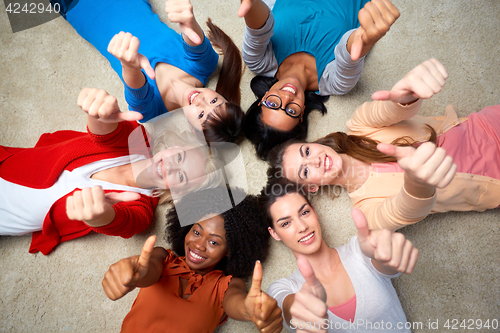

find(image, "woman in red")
[0,88,221,254]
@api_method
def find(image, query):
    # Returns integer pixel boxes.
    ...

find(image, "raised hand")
[290,256,328,333]
[66,185,141,227]
[378,142,456,188]
[244,261,283,333]
[102,236,156,300]
[78,88,143,123]
[352,208,419,274]
[107,32,155,80]
[372,59,448,104]
[349,0,400,61]
[238,0,257,18]
[165,0,203,46]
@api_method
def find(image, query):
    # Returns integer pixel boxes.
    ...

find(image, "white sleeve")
[267,275,302,333]
[242,10,279,77]
[350,235,401,279]
[318,29,365,96]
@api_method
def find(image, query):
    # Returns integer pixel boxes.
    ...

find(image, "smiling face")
[184,88,228,131]
[135,145,209,192]
[268,192,322,256]
[282,143,343,188]
[184,215,227,275]
[260,78,306,132]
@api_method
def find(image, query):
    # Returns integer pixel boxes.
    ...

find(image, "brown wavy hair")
[267,125,437,179]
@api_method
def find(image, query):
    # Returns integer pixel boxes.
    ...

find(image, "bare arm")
[239,0,270,29]
[165,0,204,46]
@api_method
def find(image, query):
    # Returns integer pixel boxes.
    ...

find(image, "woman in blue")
[53,0,244,143]
[238,0,400,159]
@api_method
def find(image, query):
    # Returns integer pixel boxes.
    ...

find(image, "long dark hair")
[267,126,438,182]
[244,76,329,160]
[203,19,245,144]
[166,187,270,279]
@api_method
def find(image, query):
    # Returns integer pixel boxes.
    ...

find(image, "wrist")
[403,174,435,198]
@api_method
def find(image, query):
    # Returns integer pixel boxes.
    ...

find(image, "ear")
[268,227,282,241]
[308,184,319,193]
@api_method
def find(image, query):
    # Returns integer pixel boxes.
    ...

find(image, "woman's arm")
[165,0,204,46]
[240,0,278,76]
[102,236,168,300]
[347,59,448,131]
[107,32,156,89]
[78,88,143,136]
[355,142,456,231]
[353,208,419,276]
[223,261,283,333]
[287,257,328,333]
[347,0,400,61]
[66,186,143,228]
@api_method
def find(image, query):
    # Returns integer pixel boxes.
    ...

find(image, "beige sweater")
[346,99,500,230]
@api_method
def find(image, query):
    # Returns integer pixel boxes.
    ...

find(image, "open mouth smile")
[188,91,200,105]
[298,232,315,244]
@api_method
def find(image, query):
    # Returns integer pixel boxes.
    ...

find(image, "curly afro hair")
[166,186,270,279]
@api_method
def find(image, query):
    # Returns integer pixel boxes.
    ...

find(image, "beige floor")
[1,0,499,332]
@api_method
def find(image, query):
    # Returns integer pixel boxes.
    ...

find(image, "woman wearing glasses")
[238,0,400,160]
[265,59,500,230]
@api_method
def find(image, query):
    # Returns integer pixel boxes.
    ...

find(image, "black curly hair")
[243,75,329,161]
[166,186,270,279]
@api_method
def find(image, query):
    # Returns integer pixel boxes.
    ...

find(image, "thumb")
[238,0,252,17]
[377,143,415,161]
[371,90,411,102]
[350,28,364,61]
[98,111,143,123]
[133,235,156,280]
[297,256,326,302]
[352,207,370,242]
[138,54,155,80]
[105,191,142,204]
[249,260,263,298]
[182,27,202,46]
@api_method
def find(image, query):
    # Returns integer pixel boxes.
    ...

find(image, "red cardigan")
[0,121,159,255]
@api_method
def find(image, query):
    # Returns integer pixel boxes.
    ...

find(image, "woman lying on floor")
[266,59,500,230]
[102,186,283,333]
[239,0,400,159]
[51,0,244,143]
[259,182,418,332]
[0,88,222,254]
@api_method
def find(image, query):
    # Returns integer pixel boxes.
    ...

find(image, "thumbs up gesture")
[353,208,419,274]
[165,0,204,46]
[107,32,156,80]
[290,256,328,333]
[102,235,157,300]
[66,186,141,227]
[377,142,457,198]
[244,261,283,333]
[349,0,400,61]
[78,88,143,123]
[371,59,448,104]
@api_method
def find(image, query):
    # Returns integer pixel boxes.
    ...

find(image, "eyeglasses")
[261,94,303,122]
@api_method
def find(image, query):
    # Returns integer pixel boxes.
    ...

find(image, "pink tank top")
[328,295,357,322]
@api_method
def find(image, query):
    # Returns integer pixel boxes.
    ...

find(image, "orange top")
[121,249,232,333]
